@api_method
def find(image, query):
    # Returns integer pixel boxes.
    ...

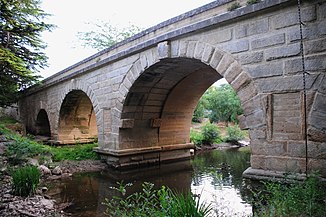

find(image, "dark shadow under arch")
[36,109,51,137]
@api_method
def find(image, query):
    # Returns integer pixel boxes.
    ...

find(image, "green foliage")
[4,130,50,165]
[247,0,261,5]
[190,129,204,146]
[103,182,212,217]
[0,0,54,107]
[224,125,245,144]
[1,125,99,164]
[228,2,241,11]
[77,21,143,51]
[51,143,100,162]
[207,85,243,124]
[12,166,40,196]
[190,123,222,146]
[255,174,326,217]
[201,123,220,145]
[193,84,243,125]
[192,98,207,123]
[0,115,18,124]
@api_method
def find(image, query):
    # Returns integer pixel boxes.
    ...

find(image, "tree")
[192,84,243,125]
[0,0,53,107]
[76,21,143,51]
[206,84,243,125]
[192,95,207,123]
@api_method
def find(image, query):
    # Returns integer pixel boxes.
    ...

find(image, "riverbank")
[0,128,107,216]
[0,119,249,216]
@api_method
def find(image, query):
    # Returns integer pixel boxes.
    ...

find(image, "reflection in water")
[191,148,252,216]
[48,148,252,217]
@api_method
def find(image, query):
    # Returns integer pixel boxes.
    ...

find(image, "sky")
[39,0,216,79]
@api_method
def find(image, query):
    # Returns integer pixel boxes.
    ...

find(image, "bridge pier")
[94,143,194,169]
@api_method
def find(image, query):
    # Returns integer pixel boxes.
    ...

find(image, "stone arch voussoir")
[118,39,262,130]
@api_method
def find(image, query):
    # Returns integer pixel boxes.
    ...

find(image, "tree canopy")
[192,84,243,124]
[76,21,143,51]
[0,0,53,107]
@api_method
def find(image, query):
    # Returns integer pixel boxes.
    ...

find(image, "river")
[48,147,254,217]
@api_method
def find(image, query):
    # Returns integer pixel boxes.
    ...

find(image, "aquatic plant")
[103,182,213,217]
[254,173,326,217]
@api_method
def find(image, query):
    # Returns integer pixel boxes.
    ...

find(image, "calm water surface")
[48,148,254,217]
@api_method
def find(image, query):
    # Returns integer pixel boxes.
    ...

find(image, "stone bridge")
[16,0,326,179]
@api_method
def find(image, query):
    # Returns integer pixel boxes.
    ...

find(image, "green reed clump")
[12,166,41,196]
[103,182,212,217]
[255,174,326,217]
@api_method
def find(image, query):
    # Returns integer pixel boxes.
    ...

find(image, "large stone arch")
[55,80,100,144]
[99,39,264,167]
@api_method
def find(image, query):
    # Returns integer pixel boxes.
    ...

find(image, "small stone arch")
[55,80,100,144]
[116,39,264,150]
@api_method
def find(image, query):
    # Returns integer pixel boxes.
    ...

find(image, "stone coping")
[94,143,194,156]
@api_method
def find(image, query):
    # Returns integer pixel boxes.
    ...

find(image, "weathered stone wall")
[19,0,326,177]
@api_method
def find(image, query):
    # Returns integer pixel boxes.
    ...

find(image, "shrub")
[224,125,244,144]
[228,2,241,11]
[190,129,204,146]
[201,123,220,145]
[12,166,41,196]
[247,0,260,5]
[103,182,212,217]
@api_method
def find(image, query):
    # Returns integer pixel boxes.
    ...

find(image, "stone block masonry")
[17,0,326,179]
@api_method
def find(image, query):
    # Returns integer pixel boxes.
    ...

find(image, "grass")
[0,115,18,124]
[50,143,100,161]
[0,124,100,165]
